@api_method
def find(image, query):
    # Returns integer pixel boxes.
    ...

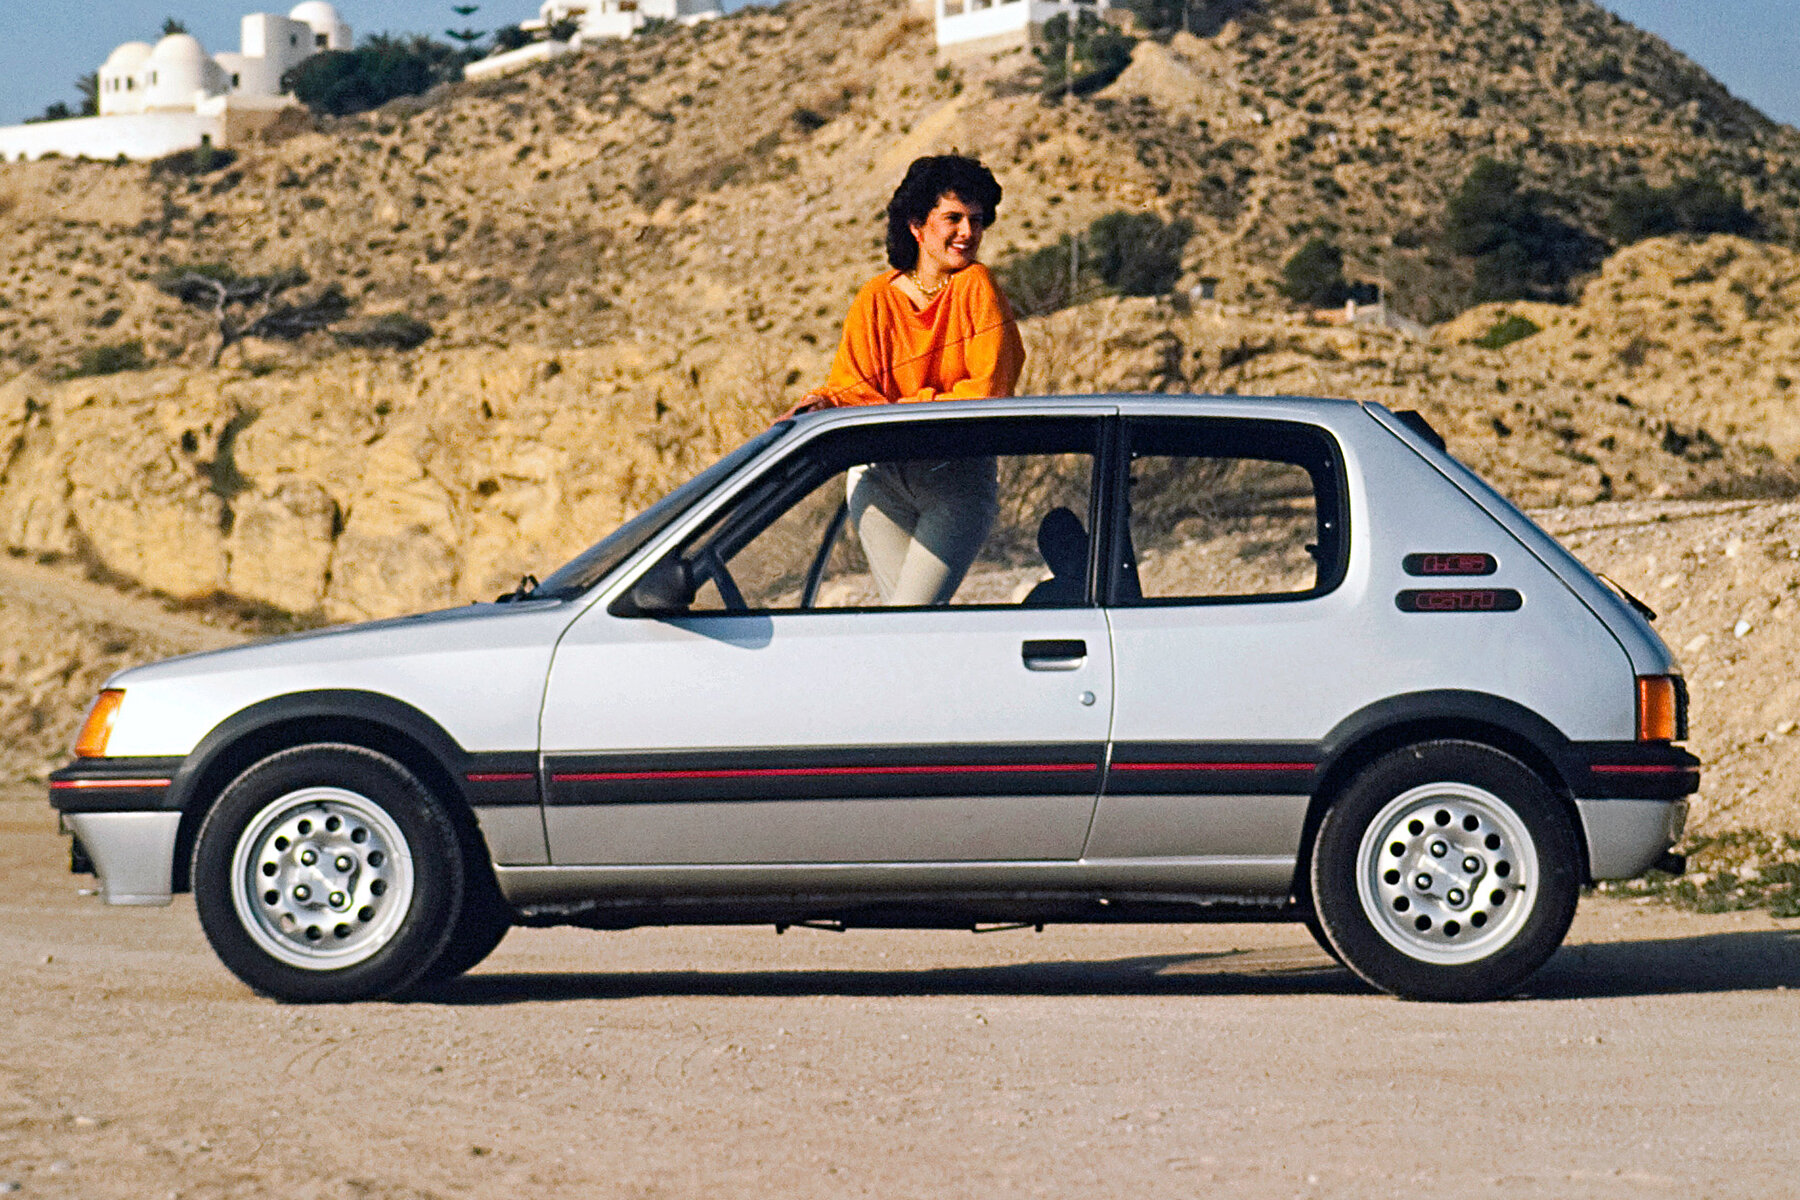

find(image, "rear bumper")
[1568,743,1701,800]
[1576,797,1688,881]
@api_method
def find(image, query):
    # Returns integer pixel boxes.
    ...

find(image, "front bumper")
[59,811,182,905]
[50,757,186,906]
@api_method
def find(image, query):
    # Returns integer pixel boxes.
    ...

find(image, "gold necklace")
[909,270,948,299]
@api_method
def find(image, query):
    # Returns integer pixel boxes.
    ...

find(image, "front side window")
[667,417,1101,614]
[1113,417,1346,605]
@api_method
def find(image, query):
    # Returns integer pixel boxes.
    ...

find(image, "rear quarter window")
[1114,417,1347,605]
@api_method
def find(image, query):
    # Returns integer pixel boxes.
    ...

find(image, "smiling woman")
[787,155,1026,604]
[793,154,1024,413]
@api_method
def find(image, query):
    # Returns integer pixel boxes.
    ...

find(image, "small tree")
[1086,211,1192,295]
[995,211,1192,316]
[75,72,99,117]
[1124,0,1244,36]
[491,24,531,52]
[1606,175,1756,246]
[284,35,458,116]
[161,17,189,35]
[156,264,350,365]
[1035,12,1136,99]
[547,17,580,41]
[25,102,74,124]
[1280,237,1348,306]
[445,2,485,57]
[1444,158,1596,302]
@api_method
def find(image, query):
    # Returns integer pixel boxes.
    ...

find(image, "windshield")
[533,424,790,600]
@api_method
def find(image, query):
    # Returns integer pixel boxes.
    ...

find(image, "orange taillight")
[1637,676,1680,743]
[73,689,125,758]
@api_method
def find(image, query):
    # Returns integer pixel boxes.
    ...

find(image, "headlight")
[73,690,125,758]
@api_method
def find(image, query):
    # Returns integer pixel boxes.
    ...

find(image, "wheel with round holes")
[1309,741,1580,1002]
[191,744,466,1003]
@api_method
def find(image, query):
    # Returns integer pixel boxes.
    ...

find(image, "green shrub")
[1471,312,1542,350]
[1035,12,1136,99]
[1444,158,1598,302]
[67,340,148,377]
[994,211,1192,316]
[1607,175,1759,245]
[284,35,461,117]
[491,25,531,52]
[1086,211,1193,296]
[1279,237,1348,306]
[336,313,433,350]
[148,138,238,178]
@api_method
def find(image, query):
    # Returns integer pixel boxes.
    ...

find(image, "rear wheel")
[192,744,466,1002]
[1310,741,1580,1001]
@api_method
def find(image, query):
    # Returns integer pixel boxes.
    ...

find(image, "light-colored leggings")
[847,457,999,606]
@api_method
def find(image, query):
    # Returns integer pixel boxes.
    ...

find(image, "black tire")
[1299,907,1344,967]
[1309,740,1580,1002]
[414,869,511,985]
[191,744,467,1003]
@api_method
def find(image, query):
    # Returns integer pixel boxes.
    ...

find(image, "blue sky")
[2,1,1795,129]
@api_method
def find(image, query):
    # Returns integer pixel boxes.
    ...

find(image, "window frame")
[1101,415,1350,608]
[658,415,1109,617]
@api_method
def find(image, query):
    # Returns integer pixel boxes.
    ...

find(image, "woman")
[794,154,1026,606]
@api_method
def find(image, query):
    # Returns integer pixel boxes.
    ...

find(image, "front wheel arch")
[171,696,480,895]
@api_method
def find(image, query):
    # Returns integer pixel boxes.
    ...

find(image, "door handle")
[1022,639,1086,671]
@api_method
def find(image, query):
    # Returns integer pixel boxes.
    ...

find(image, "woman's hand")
[776,391,833,422]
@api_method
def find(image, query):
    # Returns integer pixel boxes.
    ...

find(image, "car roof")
[789,394,1372,431]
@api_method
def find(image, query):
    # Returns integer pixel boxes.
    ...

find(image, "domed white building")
[2,4,351,162]
[98,42,155,116]
[142,33,230,112]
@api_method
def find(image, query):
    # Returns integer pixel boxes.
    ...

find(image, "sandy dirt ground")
[4,787,1799,1199]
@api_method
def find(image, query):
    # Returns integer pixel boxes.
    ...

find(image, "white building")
[933,0,1115,56]
[537,0,723,41]
[466,0,722,81]
[2,4,349,163]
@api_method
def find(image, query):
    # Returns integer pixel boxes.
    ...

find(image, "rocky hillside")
[2,0,1798,381]
[0,0,1796,675]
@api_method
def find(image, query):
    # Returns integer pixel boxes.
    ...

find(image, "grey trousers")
[846,457,999,606]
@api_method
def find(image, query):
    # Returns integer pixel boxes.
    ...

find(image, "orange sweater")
[813,264,1025,408]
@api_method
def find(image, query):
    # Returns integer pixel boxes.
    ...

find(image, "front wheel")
[192,744,467,1002]
[1309,741,1580,1002]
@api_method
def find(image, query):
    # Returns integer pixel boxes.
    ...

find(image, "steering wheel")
[695,546,748,613]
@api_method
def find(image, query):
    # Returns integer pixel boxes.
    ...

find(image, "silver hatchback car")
[52,396,1697,1002]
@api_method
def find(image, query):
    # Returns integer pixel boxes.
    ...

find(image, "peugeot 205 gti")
[52,396,1698,1002]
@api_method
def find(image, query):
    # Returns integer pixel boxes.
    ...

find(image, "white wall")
[463,40,572,80]
[0,112,227,163]
[936,0,1110,48]
[242,15,318,86]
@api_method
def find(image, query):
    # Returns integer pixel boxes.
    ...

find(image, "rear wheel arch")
[1294,697,1590,902]
[170,693,482,894]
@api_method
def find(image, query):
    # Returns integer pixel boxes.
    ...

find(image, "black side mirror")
[609,557,695,617]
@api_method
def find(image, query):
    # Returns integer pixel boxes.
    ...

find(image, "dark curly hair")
[885,155,1003,272]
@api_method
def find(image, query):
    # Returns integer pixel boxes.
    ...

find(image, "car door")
[1088,413,1351,894]
[539,410,1115,865]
